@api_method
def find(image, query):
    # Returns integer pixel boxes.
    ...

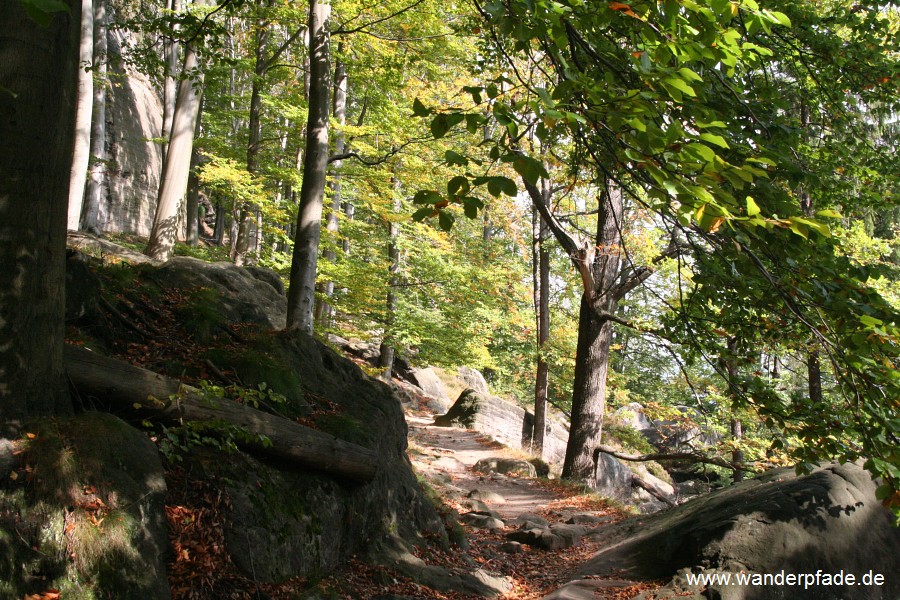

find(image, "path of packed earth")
[278,400,665,600]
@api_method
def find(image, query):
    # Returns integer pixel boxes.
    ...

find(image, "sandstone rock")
[592,452,634,501]
[509,513,550,528]
[565,513,616,526]
[567,462,900,600]
[460,511,505,530]
[410,367,451,410]
[458,366,489,394]
[474,457,538,478]
[154,256,287,329]
[507,523,585,551]
[434,389,569,465]
[500,541,523,554]
[0,413,169,599]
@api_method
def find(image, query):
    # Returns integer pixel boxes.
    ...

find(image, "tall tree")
[144,1,209,261]
[0,0,79,430]
[82,0,107,233]
[531,181,551,455]
[66,0,94,230]
[286,0,331,334]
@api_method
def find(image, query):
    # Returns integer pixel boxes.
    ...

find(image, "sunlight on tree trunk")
[286,0,331,334]
[82,0,107,233]
[66,0,94,231]
[145,23,206,262]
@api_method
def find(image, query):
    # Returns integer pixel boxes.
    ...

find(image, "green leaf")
[438,210,455,231]
[413,190,443,205]
[430,113,464,139]
[746,196,760,217]
[448,175,470,196]
[445,150,468,167]
[663,76,696,98]
[412,207,434,222]
[816,209,843,219]
[700,132,729,149]
[412,97,431,117]
[487,176,517,198]
[513,155,548,185]
[684,143,716,163]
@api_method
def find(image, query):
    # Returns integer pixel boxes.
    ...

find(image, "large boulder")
[409,367,452,412]
[564,462,900,600]
[154,256,287,329]
[100,29,164,236]
[0,414,169,599]
[434,389,569,465]
[458,366,489,394]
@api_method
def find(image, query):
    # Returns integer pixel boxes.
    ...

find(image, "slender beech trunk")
[315,58,347,324]
[144,25,205,261]
[82,0,107,233]
[214,199,226,245]
[531,180,551,456]
[0,0,79,429]
[286,0,331,334]
[184,95,204,246]
[378,169,402,380]
[797,102,823,407]
[234,5,271,266]
[161,0,181,162]
[725,337,744,483]
[66,0,94,230]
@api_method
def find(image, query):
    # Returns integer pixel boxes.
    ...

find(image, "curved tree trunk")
[286,0,331,334]
[82,0,107,233]
[0,0,79,430]
[66,0,94,230]
[161,0,181,162]
[144,32,205,261]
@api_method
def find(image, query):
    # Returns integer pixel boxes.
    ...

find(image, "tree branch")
[597,445,757,473]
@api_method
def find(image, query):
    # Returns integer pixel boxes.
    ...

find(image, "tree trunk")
[560,182,624,482]
[82,0,107,233]
[234,7,271,266]
[0,0,79,430]
[64,345,378,482]
[286,0,331,334]
[214,199,226,245]
[378,169,402,380]
[144,22,206,261]
[184,101,204,247]
[66,0,94,231]
[531,185,550,456]
[315,58,347,325]
[562,295,616,480]
[161,0,181,162]
[731,418,744,483]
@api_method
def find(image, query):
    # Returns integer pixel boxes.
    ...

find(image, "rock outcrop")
[0,413,170,599]
[62,251,453,592]
[556,462,900,600]
[434,389,569,465]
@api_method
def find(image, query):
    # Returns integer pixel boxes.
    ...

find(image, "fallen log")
[64,345,378,483]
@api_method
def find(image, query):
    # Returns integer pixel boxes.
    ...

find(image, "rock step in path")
[405,412,639,598]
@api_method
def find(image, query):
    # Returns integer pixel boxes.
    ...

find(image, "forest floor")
[283,402,664,600]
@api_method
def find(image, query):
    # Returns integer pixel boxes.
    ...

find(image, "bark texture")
[0,0,79,429]
[145,30,205,261]
[66,0,94,230]
[286,0,331,334]
[82,0,107,233]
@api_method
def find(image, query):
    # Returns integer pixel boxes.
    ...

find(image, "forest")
[1,0,900,597]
